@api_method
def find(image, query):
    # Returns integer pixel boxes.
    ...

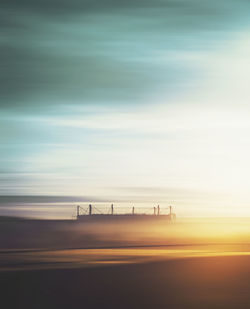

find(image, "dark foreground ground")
[1,255,250,309]
[2,217,250,308]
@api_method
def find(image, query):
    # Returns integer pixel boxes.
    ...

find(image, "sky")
[1,0,250,216]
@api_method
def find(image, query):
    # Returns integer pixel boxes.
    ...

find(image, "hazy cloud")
[1,0,250,111]
[1,0,250,216]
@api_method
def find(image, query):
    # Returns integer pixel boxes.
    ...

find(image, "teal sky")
[1,0,250,216]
